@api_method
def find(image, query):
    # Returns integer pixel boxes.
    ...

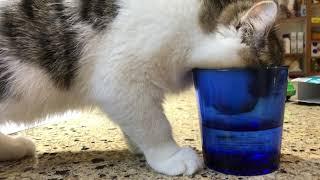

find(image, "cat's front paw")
[16,137,36,157]
[148,147,203,176]
[0,136,36,161]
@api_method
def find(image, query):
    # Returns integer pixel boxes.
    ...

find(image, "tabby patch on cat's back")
[0,0,119,92]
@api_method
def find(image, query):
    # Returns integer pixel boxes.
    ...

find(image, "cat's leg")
[95,85,203,176]
[122,132,143,155]
[0,132,35,161]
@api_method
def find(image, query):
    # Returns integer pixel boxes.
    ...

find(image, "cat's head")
[201,0,283,67]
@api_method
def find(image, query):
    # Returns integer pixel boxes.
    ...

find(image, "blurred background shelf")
[278,16,306,23]
[284,53,305,57]
[304,1,320,76]
[311,23,320,27]
[289,71,305,78]
[311,3,320,8]
[253,0,320,77]
[309,72,320,76]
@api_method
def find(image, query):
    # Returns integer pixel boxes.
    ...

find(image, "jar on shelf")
[312,58,320,72]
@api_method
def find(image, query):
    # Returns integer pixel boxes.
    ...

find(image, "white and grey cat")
[0,0,283,176]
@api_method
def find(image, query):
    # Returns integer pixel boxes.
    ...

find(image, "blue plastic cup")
[193,66,288,176]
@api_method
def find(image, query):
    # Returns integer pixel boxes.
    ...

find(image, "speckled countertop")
[0,89,319,180]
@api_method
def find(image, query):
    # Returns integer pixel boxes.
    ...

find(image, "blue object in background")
[193,67,288,176]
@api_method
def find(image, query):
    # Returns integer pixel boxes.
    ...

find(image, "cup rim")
[193,66,289,72]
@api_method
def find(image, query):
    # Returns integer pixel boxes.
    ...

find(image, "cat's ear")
[241,1,278,34]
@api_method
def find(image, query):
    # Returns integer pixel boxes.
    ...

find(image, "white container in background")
[300,4,307,17]
[292,77,320,104]
[297,32,304,54]
[283,34,291,54]
[291,32,298,54]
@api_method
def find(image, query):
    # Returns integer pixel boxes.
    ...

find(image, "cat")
[0,0,283,176]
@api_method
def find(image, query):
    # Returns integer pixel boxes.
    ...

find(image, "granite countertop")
[0,89,319,180]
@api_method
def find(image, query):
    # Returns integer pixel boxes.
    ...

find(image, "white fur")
[0,0,17,8]
[0,59,89,123]
[0,0,263,176]
[190,25,246,69]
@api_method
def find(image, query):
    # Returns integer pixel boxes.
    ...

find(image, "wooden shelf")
[308,72,320,76]
[306,0,313,75]
[280,1,320,76]
[289,71,305,77]
[284,53,304,58]
[277,16,306,24]
[311,23,320,28]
